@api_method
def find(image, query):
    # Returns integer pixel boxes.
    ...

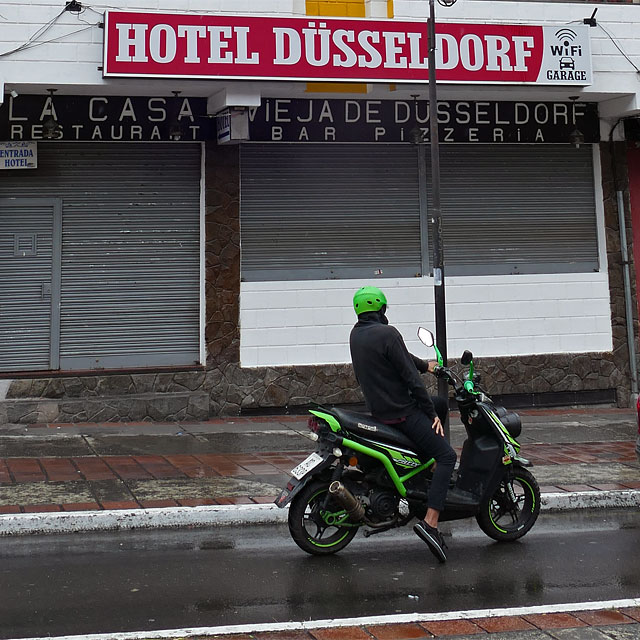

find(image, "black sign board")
[0,95,213,142]
[1,95,600,145]
[248,98,600,144]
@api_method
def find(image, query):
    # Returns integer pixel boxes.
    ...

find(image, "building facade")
[0,0,639,423]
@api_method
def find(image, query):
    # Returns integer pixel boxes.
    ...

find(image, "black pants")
[399,397,456,512]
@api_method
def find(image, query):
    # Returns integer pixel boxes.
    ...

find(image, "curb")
[541,488,640,510]
[0,503,288,536]
[6,598,640,640]
[1,488,639,536]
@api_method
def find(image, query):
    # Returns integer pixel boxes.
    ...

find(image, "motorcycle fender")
[274,455,334,508]
[274,476,313,508]
[485,461,529,498]
[482,465,511,500]
[509,462,533,476]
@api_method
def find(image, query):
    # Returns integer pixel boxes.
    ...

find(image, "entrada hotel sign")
[0,141,37,169]
[104,11,592,86]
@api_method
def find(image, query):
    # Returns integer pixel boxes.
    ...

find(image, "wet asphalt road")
[1,509,639,639]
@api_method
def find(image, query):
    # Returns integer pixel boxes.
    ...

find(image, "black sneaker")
[413,521,447,563]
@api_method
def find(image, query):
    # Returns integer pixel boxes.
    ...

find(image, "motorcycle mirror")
[461,350,473,366]
[417,327,435,347]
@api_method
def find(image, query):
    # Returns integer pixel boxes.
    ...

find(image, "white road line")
[8,598,640,640]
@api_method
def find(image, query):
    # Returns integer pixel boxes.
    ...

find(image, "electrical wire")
[74,7,97,27]
[79,3,122,11]
[0,7,66,57]
[563,19,640,73]
[84,6,107,18]
[0,6,98,59]
[4,2,639,75]
[10,24,97,53]
[597,23,640,73]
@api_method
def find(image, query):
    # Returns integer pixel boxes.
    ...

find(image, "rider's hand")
[427,360,439,374]
[432,416,444,437]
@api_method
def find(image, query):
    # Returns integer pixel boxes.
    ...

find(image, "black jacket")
[349,311,437,421]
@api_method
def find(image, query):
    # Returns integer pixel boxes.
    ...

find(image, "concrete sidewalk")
[0,406,639,535]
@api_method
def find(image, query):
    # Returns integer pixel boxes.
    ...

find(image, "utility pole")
[427,0,450,440]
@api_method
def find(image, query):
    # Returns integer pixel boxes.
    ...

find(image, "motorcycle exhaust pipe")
[329,481,365,522]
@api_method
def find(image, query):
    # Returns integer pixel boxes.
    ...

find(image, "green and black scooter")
[275,327,540,555]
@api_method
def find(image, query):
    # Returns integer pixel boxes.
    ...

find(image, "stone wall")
[2,140,636,424]
[205,142,242,368]
[0,350,623,424]
[0,351,627,424]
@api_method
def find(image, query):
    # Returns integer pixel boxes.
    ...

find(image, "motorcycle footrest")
[405,489,428,501]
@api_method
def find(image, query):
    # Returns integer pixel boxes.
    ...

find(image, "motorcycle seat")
[330,408,417,450]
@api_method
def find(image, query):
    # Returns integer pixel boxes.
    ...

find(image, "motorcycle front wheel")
[288,480,359,555]
[476,467,541,542]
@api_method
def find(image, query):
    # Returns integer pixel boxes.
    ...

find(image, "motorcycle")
[275,328,540,555]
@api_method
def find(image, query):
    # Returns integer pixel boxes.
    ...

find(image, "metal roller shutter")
[240,143,598,281]
[433,145,599,275]
[0,143,201,371]
[240,143,422,281]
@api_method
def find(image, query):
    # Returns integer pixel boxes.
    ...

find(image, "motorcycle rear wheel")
[288,480,359,555]
[476,467,540,542]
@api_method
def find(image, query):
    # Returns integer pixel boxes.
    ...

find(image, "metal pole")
[617,189,639,401]
[427,0,449,439]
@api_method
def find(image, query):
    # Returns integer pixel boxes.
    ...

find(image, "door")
[0,198,61,372]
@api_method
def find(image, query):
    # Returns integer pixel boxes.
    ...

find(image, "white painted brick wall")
[240,272,613,367]
[0,0,294,86]
[367,1,389,18]
[1,0,640,99]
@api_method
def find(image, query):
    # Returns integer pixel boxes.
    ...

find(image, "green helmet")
[353,286,387,315]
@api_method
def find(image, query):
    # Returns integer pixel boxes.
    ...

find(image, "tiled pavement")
[0,450,301,512]
[1,403,640,516]
[153,607,640,638]
[0,440,638,514]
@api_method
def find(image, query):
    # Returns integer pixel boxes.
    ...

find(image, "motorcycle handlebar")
[434,366,481,397]
[434,366,462,388]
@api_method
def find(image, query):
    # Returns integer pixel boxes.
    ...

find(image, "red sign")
[103,11,592,85]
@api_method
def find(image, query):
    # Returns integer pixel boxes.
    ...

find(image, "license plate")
[291,452,324,480]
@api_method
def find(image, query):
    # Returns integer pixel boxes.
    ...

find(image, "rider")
[349,285,476,563]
